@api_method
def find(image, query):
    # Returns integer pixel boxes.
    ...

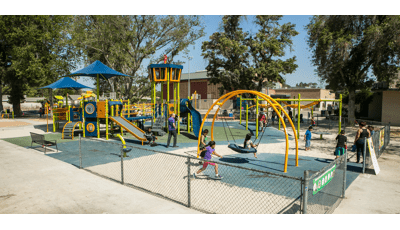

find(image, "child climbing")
[193,141,223,180]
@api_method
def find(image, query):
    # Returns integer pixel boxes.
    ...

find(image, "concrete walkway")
[333,139,400,214]
[0,140,200,214]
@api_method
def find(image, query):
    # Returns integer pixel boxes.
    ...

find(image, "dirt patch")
[0,121,32,128]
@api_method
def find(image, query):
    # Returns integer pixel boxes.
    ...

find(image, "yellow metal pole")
[128,99,130,118]
[82,100,85,138]
[279,107,281,130]
[167,69,170,133]
[53,108,55,132]
[298,94,301,139]
[239,95,242,124]
[106,99,109,140]
[256,96,259,138]
[246,104,248,130]
[161,82,164,115]
[111,105,114,136]
[177,81,180,135]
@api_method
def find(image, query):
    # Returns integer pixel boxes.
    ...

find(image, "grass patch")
[3,133,75,148]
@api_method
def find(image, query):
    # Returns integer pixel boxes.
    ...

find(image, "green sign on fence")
[313,164,336,195]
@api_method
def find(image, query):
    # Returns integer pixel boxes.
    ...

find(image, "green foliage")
[202,15,299,96]
[307,15,400,123]
[295,82,318,88]
[0,15,77,114]
[70,15,205,102]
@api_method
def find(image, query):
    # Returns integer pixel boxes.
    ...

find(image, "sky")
[75,15,321,89]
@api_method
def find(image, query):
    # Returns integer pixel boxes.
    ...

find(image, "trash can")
[229,112,233,117]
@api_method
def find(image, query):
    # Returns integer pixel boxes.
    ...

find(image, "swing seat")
[228,143,257,154]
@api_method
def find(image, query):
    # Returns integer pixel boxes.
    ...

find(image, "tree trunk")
[0,78,3,112]
[347,89,356,126]
[12,100,21,117]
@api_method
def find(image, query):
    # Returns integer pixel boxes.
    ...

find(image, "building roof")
[24,97,46,102]
[68,95,82,101]
[2,95,9,102]
[180,70,208,80]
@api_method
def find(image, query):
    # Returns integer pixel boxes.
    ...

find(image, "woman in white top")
[243,133,258,158]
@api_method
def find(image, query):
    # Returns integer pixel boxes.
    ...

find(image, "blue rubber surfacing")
[42,123,362,203]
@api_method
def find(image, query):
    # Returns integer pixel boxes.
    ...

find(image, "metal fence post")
[342,150,347,198]
[362,137,367,174]
[187,156,191,208]
[121,147,124,185]
[79,134,82,169]
[302,170,309,214]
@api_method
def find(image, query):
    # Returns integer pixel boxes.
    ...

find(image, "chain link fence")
[363,123,391,173]
[72,135,396,214]
[303,153,347,214]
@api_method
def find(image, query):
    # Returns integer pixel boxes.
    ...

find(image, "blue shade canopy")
[68,60,131,79]
[39,77,94,90]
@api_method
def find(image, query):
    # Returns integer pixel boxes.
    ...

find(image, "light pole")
[187,56,193,98]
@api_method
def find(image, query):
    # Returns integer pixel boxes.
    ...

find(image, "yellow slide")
[109,116,147,142]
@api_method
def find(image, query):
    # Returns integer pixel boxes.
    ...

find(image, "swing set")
[197,90,298,173]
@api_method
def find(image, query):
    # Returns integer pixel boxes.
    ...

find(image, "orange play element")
[97,101,106,118]
[152,68,168,82]
[282,100,321,109]
[169,68,181,82]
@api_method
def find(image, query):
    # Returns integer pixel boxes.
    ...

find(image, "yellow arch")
[197,90,298,173]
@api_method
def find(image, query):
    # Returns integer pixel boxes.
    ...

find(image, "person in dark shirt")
[144,127,157,145]
[335,130,347,159]
[353,121,371,163]
[166,113,178,148]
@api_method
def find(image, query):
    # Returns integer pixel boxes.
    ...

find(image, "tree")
[307,16,400,125]
[0,16,77,115]
[202,15,299,97]
[70,15,205,103]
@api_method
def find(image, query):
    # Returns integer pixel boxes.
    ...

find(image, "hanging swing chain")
[219,106,237,144]
[220,107,230,143]
[255,124,267,149]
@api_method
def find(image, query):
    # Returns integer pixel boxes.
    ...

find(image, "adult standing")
[271,110,276,125]
[353,121,370,163]
[288,109,293,122]
[166,113,178,148]
[327,104,332,116]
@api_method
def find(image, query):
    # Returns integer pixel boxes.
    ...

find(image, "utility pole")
[187,56,193,98]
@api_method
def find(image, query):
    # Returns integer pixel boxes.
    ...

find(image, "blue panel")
[108,101,123,106]
[125,116,152,121]
[148,64,183,69]
[84,102,97,118]
[85,121,97,137]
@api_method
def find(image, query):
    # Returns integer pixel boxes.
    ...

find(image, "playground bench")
[216,116,235,120]
[30,132,58,154]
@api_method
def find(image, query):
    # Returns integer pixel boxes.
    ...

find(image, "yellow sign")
[380,129,385,149]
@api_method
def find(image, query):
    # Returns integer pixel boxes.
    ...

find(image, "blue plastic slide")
[180,99,202,138]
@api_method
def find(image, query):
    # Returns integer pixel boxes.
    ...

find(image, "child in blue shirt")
[304,126,313,151]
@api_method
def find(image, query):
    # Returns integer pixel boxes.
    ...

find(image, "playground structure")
[198,90,298,173]
[148,64,202,138]
[239,94,343,139]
